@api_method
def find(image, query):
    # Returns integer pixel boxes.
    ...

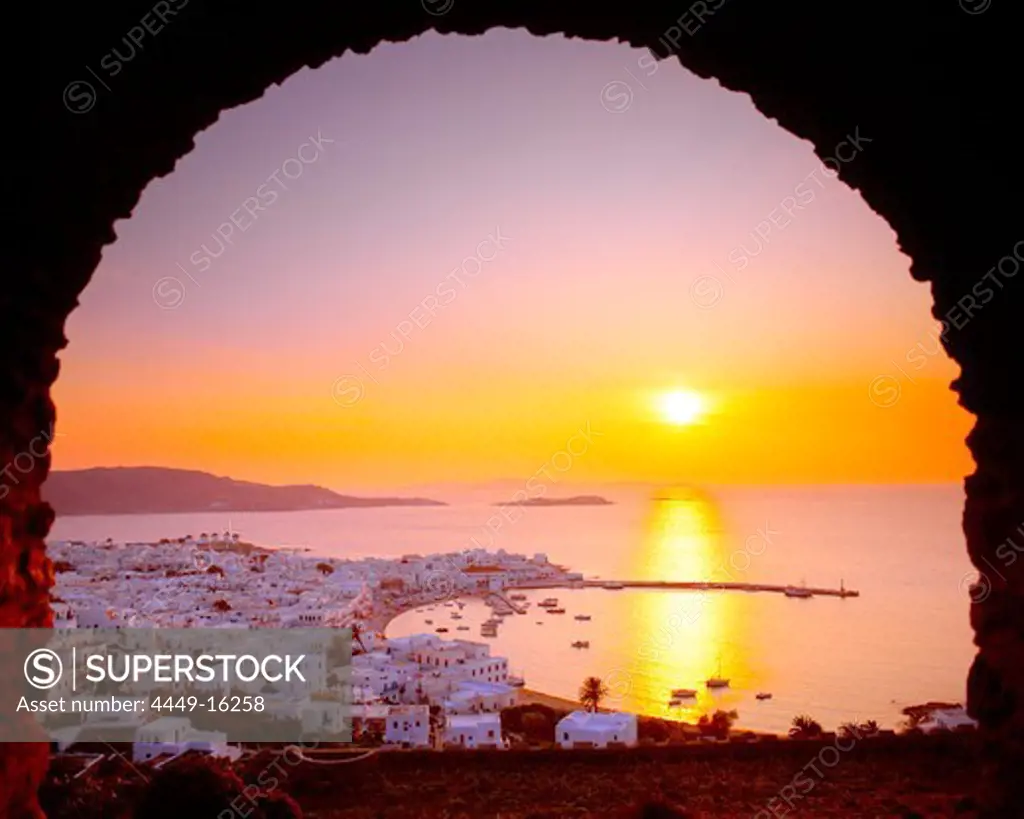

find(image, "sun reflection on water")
[606,488,752,721]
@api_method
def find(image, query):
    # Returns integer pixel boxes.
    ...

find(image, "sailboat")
[705,656,730,689]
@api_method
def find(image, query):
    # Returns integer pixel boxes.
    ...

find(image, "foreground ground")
[290,735,977,818]
[42,733,978,818]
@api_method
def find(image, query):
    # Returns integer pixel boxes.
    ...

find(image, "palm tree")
[578,676,609,712]
[790,714,823,739]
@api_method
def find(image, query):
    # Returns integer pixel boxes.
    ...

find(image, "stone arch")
[10,1,1022,815]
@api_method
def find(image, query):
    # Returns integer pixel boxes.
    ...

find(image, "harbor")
[514,579,860,598]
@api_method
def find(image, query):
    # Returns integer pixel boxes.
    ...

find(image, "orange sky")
[51,31,973,490]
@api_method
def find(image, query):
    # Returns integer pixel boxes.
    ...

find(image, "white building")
[917,706,978,733]
[445,680,517,714]
[444,713,504,749]
[556,711,638,749]
[384,705,431,747]
[133,717,240,762]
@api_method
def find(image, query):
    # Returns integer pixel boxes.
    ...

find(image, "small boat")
[571,640,590,649]
[705,657,730,689]
[546,608,566,614]
[424,619,433,625]
[784,581,814,599]
[507,675,526,687]
[510,593,527,601]
[451,613,462,619]
[456,625,470,631]
[756,692,772,700]
[435,627,449,633]
[671,688,697,699]
[574,614,592,621]
[535,621,543,625]
[538,598,559,608]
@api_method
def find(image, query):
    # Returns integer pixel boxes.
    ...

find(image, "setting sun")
[658,390,706,426]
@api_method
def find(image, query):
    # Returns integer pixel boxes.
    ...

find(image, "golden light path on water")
[601,488,750,721]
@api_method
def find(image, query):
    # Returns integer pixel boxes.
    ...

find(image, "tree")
[790,714,823,739]
[579,676,609,712]
[212,599,231,612]
[316,562,334,576]
[839,719,879,740]
[521,711,553,742]
[698,709,738,739]
[207,564,224,576]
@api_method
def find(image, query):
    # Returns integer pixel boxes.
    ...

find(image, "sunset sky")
[52,29,972,490]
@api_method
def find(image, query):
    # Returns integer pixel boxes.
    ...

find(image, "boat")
[537,598,559,608]
[571,640,590,649]
[507,675,526,687]
[671,688,698,699]
[510,593,527,601]
[535,621,543,625]
[424,619,433,625]
[451,613,462,619]
[456,625,470,631]
[480,625,497,637]
[546,608,566,614]
[574,614,592,621]
[435,627,449,633]
[603,581,624,590]
[705,657,730,689]
[756,692,772,700]
[784,581,814,599]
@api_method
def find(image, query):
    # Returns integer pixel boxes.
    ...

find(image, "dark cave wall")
[8,1,1021,815]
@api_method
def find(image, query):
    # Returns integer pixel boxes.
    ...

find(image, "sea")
[48,483,975,735]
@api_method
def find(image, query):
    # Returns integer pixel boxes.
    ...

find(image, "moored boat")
[756,692,772,700]
[574,614,592,621]
[571,640,590,649]
[705,657,730,689]
[671,688,697,699]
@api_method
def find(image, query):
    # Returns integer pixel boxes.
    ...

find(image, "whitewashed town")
[45,533,650,763]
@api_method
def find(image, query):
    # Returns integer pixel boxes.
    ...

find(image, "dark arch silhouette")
[12,2,1022,815]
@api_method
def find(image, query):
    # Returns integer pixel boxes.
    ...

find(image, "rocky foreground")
[43,732,979,818]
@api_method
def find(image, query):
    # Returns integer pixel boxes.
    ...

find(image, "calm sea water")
[49,484,974,734]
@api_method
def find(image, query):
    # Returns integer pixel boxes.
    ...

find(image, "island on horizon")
[44,466,448,516]
[498,494,614,507]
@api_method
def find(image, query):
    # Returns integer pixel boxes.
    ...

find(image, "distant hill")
[499,495,614,507]
[44,467,448,516]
